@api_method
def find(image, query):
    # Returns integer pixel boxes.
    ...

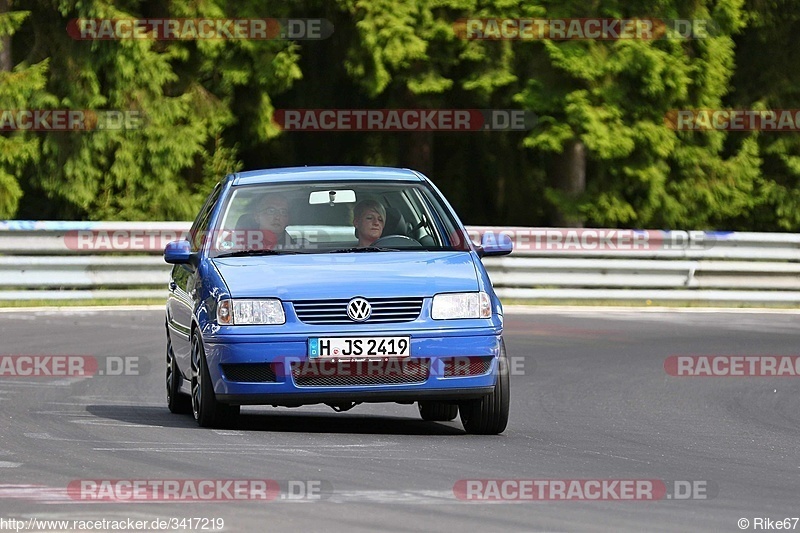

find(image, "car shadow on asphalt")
[84,405,466,435]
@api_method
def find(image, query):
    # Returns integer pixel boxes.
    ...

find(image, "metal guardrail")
[0,221,799,304]
[0,221,189,255]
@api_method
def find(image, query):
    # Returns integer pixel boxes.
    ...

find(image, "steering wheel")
[371,235,421,248]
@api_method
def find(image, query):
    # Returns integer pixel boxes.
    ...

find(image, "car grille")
[293,297,424,325]
[440,356,493,377]
[291,359,430,387]
[221,363,277,383]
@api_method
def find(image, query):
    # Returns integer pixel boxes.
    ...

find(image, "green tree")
[726,0,800,230]
[303,0,539,224]
[15,0,301,220]
[516,0,759,229]
[0,4,49,218]
[4,0,797,232]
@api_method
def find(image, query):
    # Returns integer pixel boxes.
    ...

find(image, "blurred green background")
[1,0,798,230]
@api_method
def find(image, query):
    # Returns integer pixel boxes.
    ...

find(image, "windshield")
[208,181,473,258]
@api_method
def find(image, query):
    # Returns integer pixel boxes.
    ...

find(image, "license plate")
[308,337,410,358]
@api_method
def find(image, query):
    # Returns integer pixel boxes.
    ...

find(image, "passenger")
[353,199,386,247]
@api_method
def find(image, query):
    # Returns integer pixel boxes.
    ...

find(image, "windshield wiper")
[215,249,301,258]
[327,246,400,253]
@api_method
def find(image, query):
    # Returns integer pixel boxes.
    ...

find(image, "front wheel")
[191,333,240,428]
[459,340,510,435]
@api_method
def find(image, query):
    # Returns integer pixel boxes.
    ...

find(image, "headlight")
[431,292,491,319]
[217,299,285,325]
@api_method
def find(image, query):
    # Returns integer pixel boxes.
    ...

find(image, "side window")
[189,183,223,252]
[405,189,437,243]
[419,187,471,251]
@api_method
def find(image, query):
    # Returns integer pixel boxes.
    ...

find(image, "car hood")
[212,251,479,300]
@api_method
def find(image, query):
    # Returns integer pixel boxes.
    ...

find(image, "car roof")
[232,166,425,186]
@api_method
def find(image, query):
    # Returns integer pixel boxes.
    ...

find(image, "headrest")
[382,207,407,237]
[235,213,258,230]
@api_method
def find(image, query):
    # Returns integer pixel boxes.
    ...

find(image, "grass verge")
[0,298,164,308]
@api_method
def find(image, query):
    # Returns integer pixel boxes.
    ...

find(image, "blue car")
[164,166,513,434]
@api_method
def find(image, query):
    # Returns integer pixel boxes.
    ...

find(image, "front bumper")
[203,327,503,406]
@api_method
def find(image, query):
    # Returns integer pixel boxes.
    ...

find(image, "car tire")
[166,332,192,414]
[418,401,458,421]
[191,333,240,428]
[459,339,510,435]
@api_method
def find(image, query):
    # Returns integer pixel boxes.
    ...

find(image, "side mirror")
[478,231,513,257]
[164,239,193,264]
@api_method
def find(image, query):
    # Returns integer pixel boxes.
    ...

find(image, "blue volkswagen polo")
[164,166,512,434]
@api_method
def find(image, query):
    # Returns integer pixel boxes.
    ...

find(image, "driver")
[353,199,386,247]
[252,193,303,249]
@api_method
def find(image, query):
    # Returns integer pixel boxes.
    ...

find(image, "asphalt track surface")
[1,307,799,532]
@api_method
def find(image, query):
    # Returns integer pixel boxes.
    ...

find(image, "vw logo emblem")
[347,297,372,322]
